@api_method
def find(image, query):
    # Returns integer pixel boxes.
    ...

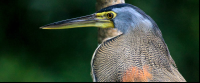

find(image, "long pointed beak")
[40,14,114,29]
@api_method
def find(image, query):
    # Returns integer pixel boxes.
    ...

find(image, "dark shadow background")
[0,0,199,82]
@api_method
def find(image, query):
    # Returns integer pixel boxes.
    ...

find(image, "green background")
[0,0,199,82]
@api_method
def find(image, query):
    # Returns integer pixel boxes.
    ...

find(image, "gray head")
[96,3,162,37]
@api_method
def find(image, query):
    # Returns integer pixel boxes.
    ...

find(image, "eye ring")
[107,13,114,19]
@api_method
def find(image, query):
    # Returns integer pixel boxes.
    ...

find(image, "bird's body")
[91,27,185,82]
[41,3,186,82]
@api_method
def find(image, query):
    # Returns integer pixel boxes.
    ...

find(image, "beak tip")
[39,27,43,29]
[40,26,46,29]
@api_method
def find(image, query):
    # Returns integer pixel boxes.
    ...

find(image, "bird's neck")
[125,26,154,37]
[122,26,163,46]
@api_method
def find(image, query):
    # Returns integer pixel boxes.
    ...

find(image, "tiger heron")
[40,4,186,82]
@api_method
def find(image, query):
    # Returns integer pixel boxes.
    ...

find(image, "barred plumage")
[91,28,186,82]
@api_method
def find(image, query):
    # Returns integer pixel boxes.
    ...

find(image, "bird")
[40,3,186,82]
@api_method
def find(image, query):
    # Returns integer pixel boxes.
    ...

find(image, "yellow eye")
[107,13,114,19]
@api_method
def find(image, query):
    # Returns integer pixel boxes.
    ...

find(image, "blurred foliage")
[0,0,199,82]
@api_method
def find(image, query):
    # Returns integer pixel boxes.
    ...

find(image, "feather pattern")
[91,27,186,82]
